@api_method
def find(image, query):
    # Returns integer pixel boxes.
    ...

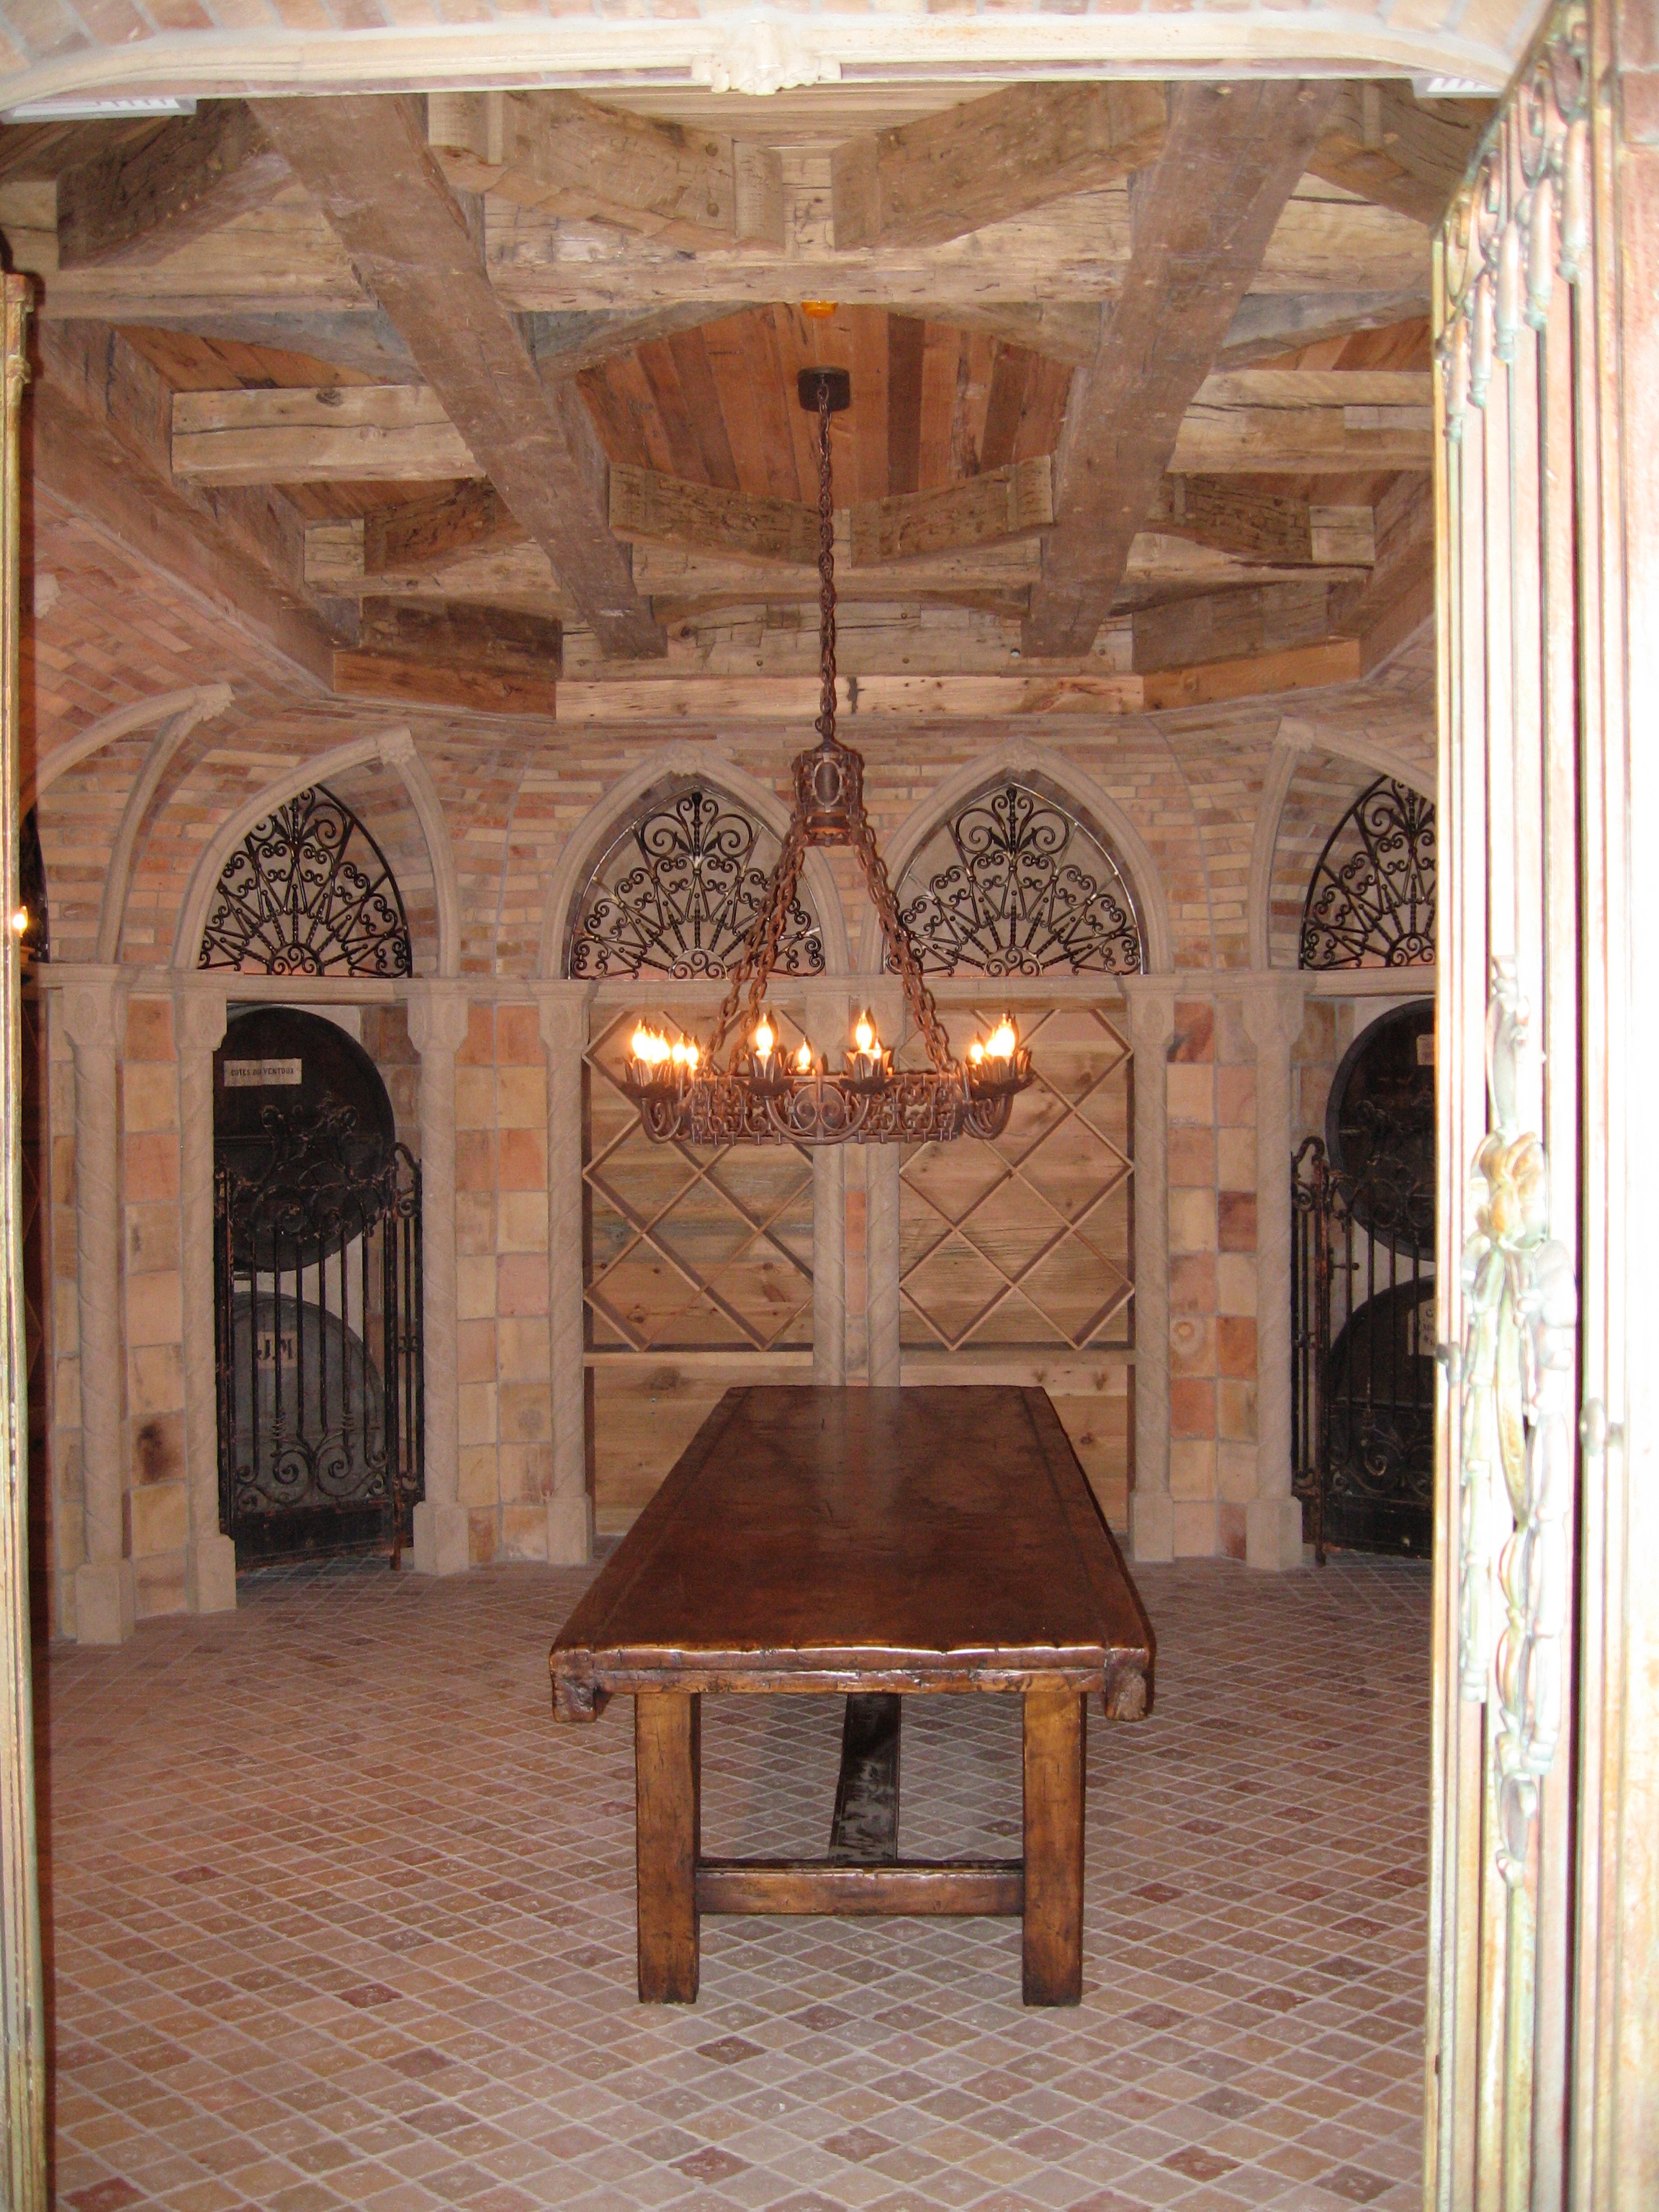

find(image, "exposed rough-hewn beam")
[1172,369,1431,473]
[1131,580,1341,674]
[1308,85,1493,229]
[250,94,663,660]
[428,91,784,248]
[1217,290,1428,367]
[1147,480,1375,567]
[1025,80,1337,660]
[832,83,1166,251]
[606,458,1055,572]
[527,303,751,377]
[850,459,1053,566]
[364,482,521,576]
[1141,638,1361,710]
[56,102,291,271]
[610,465,818,569]
[1333,469,1434,670]
[333,597,562,715]
[171,383,477,485]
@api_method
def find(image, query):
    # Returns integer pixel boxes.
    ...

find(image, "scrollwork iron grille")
[567,784,824,981]
[199,784,413,977]
[214,1099,423,1563]
[1299,778,1437,970]
[1292,1136,1435,1563]
[891,779,1143,977]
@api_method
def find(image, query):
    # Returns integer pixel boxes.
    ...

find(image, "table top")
[550,1386,1154,1721]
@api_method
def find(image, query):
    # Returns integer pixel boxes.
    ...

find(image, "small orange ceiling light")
[800,300,837,320]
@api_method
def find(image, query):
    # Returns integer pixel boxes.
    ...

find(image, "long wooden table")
[550,1385,1155,2006]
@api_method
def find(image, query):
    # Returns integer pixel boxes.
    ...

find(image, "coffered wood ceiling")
[1,74,1480,713]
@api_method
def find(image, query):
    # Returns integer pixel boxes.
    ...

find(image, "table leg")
[1022,1688,1085,2006]
[636,1691,701,2002]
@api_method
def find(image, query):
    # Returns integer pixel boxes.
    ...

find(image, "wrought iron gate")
[214,1097,423,1563]
[1292,1133,1436,1562]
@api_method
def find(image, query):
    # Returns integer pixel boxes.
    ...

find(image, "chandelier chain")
[817,374,837,747]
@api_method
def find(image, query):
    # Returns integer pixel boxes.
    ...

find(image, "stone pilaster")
[407,983,472,1575]
[802,984,849,1385]
[541,985,593,1565]
[174,984,235,1614]
[1124,979,1177,1564]
[1243,975,1307,1570]
[60,968,133,1644]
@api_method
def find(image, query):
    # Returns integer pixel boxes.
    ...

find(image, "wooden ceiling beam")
[334,596,562,716]
[249,94,663,660]
[114,308,426,385]
[1146,480,1375,567]
[55,102,292,271]
[1308,85,1493,230]
[1131,579,1341,674]
[831,82,1166,251]
[364,482,522,575]
[610,465,819,569]
[171,383,478,486]
[427,91,784,249]
[1172,369,1431,473]
[1331,469,1434,670]
[1217,289,1428,367]
[850,459,1053,567]
[1024,80,1339,660]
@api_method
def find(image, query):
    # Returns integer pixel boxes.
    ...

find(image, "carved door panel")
[1429,1,1657,2201]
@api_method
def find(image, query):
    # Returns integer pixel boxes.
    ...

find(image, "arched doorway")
[212,1004,423,1564]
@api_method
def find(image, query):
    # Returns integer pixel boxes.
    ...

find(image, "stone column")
[1243,975,1307,1570]
[407,983,472,1575]
[541,985,593,1565]
[60,967,133,1643]
[1124,979,1177,1565]
[863,979,905,1388]
[802,984,849,1385]
[174,984,235,1614]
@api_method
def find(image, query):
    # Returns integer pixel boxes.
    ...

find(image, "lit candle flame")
[9,907,25,936]
[671,1038,688,1068]
[631,1022,664,1064]
[987,1019,1017,1061]
[684,1040,699,1071]
[795,1042,813,1074]
[968,1040,985,1066]
[854,1013,877,1055]
[754,1020,775,1058]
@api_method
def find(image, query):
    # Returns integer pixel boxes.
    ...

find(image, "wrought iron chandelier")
[624,364,1034,1148]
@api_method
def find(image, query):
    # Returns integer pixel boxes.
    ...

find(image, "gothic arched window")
[199,785,413,978]
[565,782,824,981]
[1300,777,1437,971]
[891,776,1143,977]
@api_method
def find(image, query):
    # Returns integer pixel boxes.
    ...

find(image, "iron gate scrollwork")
[215,1097,423,1563]
[1291,1002,1437,1560]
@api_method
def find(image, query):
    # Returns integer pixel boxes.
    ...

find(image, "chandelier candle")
[621,367,1035,1151]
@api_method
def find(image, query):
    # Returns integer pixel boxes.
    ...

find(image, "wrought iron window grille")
[891,778,1144,978]
[567,783,824,982]
[1299,776,1437,970]
[199,783,413,978]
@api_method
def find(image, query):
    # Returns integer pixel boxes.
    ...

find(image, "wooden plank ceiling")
[1,77,1480,711]
[578,305,1073,505]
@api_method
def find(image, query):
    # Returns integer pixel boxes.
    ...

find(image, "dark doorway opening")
[213,1006,423,1565]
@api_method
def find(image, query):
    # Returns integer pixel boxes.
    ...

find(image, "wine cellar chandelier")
[624,364,1035,1149]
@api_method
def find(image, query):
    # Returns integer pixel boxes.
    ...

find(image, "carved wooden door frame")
[1429,1,1658,2201]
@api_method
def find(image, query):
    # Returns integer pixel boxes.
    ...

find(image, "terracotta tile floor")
[41,1553,1431,2212]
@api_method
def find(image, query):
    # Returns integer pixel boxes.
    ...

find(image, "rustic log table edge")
[550,1649,1151,1722]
